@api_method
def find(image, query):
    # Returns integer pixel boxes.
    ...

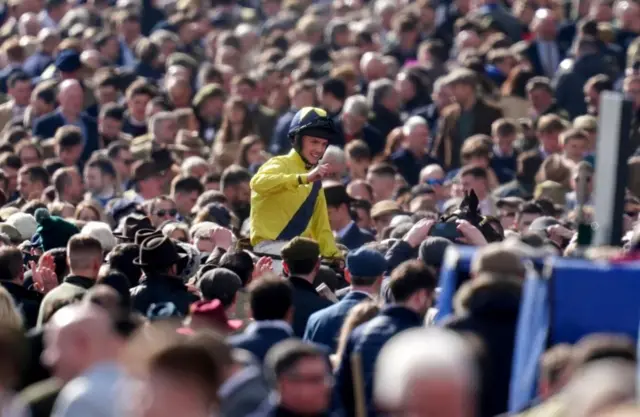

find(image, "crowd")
[0,0,637,416]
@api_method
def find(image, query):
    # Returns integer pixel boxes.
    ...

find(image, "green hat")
[34,208,80,251]
[193,83,226,109]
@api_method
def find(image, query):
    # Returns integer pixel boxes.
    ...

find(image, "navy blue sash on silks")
[277,181,321,240]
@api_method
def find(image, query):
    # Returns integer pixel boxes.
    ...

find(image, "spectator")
[260,340,334,416]
[43,303,130,417]
[324,182,375,250]
[83,157,118,207]
[375,328,477,417]
[0,247,41,328]
[37,235,102,326]
[335,260,437,416]
[229,275,294,363]
[129,236,199,316]
[392,116,438,186]
[33,80,100,165]
[445,243,526,417]
[433,69,503,170]
[304,247,385,351]
[52,167,83,205]
[280,237,333,337]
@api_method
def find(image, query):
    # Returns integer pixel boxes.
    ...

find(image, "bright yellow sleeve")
[250,159,306,195]
[311,189,343,258]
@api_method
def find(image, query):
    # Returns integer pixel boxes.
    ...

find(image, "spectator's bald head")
[81,49,101,70]
[360,52,386,81]
[420,164,445,184]
[42,303,120,382]
[58,79,84,115]
[18,12,40,37]
[532,8,558,40]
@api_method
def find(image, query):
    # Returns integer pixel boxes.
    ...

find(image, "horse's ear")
[459,191,469,210]
[467,189,479,213]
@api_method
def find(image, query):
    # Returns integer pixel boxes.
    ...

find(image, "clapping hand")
[30,253,58,294]
[253,256,273,279]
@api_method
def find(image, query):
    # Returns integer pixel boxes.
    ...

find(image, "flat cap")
[346,247,387,277]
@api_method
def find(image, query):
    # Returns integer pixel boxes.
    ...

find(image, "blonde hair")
[0,286,23,330]
[332,301,380,369]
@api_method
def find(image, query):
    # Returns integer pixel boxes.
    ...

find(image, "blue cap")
[55,49,81,73]
[346,248,387,277]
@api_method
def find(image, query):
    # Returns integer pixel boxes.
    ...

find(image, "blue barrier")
[509,258,640,412]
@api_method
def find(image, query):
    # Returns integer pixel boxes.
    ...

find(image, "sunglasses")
[123,159,135,166]
[155,209,178,217]
[425,178,444,186]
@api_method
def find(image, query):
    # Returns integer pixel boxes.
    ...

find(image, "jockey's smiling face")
[301,136,329,166]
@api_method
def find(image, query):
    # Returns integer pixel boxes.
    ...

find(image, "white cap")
[6,213,37,241]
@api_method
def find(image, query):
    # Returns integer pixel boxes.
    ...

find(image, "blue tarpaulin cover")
[509,258,640,412]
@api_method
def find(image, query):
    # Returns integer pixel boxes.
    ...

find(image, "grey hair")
[343,95,369,118]
[321,145,347,166]
[402,115,428,136]
[374,0,397,14]
[367,78,395,109]
[149,29,180,45]
[433,76,449,94]
[375,328,477,409]
[181,156,209,177]
[148,111,177,138]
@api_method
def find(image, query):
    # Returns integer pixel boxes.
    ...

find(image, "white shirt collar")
[336,221,354,239]
[247,320,293,335]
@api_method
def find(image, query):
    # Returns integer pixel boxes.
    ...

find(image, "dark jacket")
[492,178,535,200]
[19,328,50,390]
[524,40,566,77]
[0,64,22,94]
[490,151,518,184]
[219,365,270,417]
[368,105,402,141]
[384,240,416,275]
[289,276,333,337]
[0,280,41,329]
[391,148,439,186]
[23,51,53,78]
[553,53,613,120]
[134,61,164,82]
[32,112,100,165]
[251,104,277,145]
[444,278,522,417]
[335,305,423,417]
[122,114,148,138]
[471,3,522,41]
[412,103,440,134]
[303,291,372,352]
[270,108,296,155]
[130,273,199,317]
[337,222,375,251]
[432,99,503,170]
[332,117,385,157]
[228,321,293,364]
